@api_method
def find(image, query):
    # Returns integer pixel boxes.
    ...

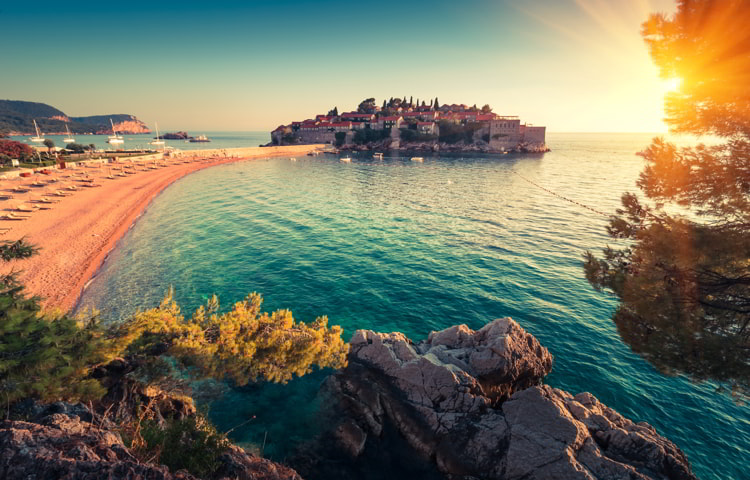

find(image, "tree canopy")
[584,0,750,399]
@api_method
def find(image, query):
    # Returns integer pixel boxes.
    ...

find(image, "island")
[270,97,548,153]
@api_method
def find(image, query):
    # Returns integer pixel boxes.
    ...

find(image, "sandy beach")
[0,145,320,311]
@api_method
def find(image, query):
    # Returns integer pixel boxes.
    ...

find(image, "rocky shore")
[339,139,550,154]
[1,318,696,480]
[292,318,696,480]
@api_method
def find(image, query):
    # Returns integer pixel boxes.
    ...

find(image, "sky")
[0,0,678,133]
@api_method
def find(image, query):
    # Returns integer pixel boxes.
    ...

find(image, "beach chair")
[0,213,29,220]
[15,203,39,212]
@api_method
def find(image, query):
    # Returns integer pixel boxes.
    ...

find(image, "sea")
[74,132,748,480]
[8,131,272,152]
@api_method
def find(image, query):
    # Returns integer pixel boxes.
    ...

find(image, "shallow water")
[78,132,749,480]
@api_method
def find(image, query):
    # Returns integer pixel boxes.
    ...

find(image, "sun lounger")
[15,203,39,212]
[1,213,30,220]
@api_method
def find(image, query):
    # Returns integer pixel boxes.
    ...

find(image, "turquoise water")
[78,133,749,480]
[9,131,271,151]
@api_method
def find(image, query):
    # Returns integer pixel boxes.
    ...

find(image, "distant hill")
[0,100,150,135]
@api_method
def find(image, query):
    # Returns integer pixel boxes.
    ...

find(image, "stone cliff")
[0,404,300,480]
[293,318,696,480]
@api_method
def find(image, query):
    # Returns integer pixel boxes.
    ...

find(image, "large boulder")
[302,318,695,480]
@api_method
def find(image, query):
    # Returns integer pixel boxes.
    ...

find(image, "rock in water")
[299,317,695,480]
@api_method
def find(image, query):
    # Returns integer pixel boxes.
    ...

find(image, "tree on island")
[584,0,750,400]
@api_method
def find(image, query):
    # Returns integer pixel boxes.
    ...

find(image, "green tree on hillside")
[584,0,750,399]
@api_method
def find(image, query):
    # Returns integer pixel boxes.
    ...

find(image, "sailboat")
[149,122,165,147]
[30,120,45,143]
[107,119,124,145]
[63,124,75,144]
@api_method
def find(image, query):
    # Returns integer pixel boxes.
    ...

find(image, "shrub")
[130,415,230,477]
[353,128,389,145]
[399,129,437,143]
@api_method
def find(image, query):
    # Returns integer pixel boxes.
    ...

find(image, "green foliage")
[327,106,339,117]
[584,0,750,400]
[115,290,349,385]
[65,142,87,153]
[399,128,437,143]
[353,128,389,145]
[438,121,482,144]
[133,414,230,477]
[281,133,297,145]
[481,104,493,114]
[0,273,111,406]
[357,98,377,114]
[334,131,347,147]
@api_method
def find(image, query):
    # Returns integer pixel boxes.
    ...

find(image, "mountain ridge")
[0,99,150,135]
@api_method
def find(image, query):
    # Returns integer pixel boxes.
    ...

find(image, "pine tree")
[0,240,110,407]
[434,97,440,110]
[584,0,750,399]
[116,290,349,385]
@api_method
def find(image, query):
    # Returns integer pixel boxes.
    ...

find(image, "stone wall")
[520,126,546,147]
[488,119,522,150]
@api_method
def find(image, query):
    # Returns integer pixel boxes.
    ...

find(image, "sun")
[661,77,683,94]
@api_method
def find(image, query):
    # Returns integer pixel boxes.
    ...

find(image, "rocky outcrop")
[0,403,301,480]
[297,318,695,480]
[161,131,190,140]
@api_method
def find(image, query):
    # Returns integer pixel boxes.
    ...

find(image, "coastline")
[0,144,321,312]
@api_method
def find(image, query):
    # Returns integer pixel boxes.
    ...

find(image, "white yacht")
[149,121,165,147]
[340,156,352,163]
[107,119,124,145]
[410,157,424,162]
[30,120,45,143]
[373,152,384,159]
[63,124,75,144]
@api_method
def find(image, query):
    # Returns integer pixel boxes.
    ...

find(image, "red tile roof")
[380,116,402,121]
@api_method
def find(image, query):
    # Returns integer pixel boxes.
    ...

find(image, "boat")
[410,157,424,162]
[340,157,352,163]
[189,134,211,143]
[290,157,297,162]
[63,124,75,144]
[30,120,45,143]
[373,152,384,160]
[149,122,165,147]
[107,119,124,145]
